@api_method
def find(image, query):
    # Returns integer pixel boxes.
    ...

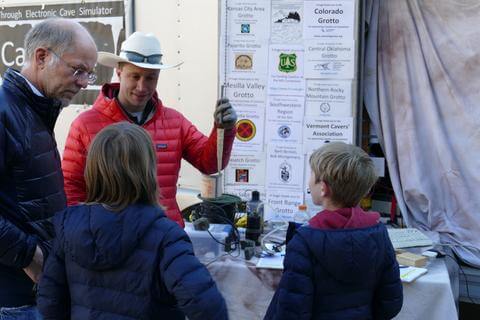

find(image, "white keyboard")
[387,228,433,249]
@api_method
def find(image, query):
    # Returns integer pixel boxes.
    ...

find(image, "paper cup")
[201,173,223,199]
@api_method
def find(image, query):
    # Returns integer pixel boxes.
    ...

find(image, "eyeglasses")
[48,48,97,85]
[122,51,162,65]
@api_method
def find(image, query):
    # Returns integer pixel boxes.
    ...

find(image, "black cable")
[206,228,227,246]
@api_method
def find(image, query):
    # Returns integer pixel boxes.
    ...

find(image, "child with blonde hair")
[265,142,402,320]
[38,122,227,320]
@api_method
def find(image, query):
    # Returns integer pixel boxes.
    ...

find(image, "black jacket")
[0,68,66,307]
[38,204,228,320]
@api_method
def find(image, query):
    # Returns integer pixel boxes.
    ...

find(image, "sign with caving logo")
[240,23,250,34]
[235,169,249,183]
[0,0,125,105]
[320,102,331,113]
[277,125,291,138]
[279,161,292,182]
[235,54,253,70]
[266,143,303,191]
[278,53,297,73]
[235,118,256,142]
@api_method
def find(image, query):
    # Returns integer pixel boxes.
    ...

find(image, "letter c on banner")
[1,42,24,67]
[1,42,15,67]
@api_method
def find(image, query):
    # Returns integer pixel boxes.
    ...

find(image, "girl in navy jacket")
[37,122,228,320]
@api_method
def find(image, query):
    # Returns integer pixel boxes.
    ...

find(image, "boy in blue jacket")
[265,142,403,320]
[37,122,228,320]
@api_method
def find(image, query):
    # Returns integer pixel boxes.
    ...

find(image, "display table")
[206,255,282,320]
[206,255,457,320]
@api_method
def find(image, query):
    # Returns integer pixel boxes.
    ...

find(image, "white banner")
[221,0,271,42]
[0,0,125,105]
[225,152,266,192]
[233,107,265,153]
[266,143,304,191]
[265,190,304,221]
[268,44,305,96]
[303,116,354,153]
[305,79,353,116]
[303,0,355,40]
[271,0,303,44]
[304,39,355,79]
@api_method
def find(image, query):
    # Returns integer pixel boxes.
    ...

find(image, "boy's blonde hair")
[85,122,158,211]
[309,142,377,207]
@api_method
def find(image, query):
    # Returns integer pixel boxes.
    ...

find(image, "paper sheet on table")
[256,253,284,270]
[400,266,428,283]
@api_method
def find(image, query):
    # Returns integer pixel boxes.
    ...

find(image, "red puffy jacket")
[62,83,235,227]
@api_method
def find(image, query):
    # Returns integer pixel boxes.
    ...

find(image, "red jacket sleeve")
[181,118,235,174]
[62,117,89,205]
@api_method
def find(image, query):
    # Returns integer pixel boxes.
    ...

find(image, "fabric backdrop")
[364,0,480,266]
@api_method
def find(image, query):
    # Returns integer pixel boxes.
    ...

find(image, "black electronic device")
[196,193,241,224]
[192,217,210,231]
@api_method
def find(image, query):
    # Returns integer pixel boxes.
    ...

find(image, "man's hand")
[23,245,44,283]
[214,98,237,129]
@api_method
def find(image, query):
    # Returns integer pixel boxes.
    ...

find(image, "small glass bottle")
[245,191,264,245]
[293,204,310,224]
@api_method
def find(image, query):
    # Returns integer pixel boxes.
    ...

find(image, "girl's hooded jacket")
[37,204,228,320]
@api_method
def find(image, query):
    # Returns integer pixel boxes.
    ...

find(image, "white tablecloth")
[206,255,457,320]
[394,259,458,320]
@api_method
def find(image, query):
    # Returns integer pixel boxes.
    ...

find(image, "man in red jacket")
[62,32,237,227]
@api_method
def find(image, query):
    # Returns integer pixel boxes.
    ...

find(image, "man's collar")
[14,70,44,97]
[114,94,155,126]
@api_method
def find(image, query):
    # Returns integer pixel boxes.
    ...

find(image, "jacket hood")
[309,207,380,230]
[296,223,387,284]
[98,82,121,101]
[3,68,63,132]
[55,204,163,270]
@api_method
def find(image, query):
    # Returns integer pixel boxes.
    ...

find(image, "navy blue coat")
[0,68,66,307]
[265,223,403,320]
[37,204,228,320]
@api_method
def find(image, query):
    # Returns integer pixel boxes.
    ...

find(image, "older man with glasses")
[62,31,237,227]
[0,18,97,319]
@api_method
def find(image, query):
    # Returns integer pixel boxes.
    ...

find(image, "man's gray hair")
[24,18,83,63]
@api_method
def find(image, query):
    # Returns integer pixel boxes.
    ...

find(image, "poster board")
[219,0,361,220]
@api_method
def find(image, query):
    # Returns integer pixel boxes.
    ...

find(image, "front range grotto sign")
[0,1,125,105]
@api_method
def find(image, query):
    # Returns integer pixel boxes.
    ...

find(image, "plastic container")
[245,191,264,244]
[184,222,232,263]
[293,204,310,224]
